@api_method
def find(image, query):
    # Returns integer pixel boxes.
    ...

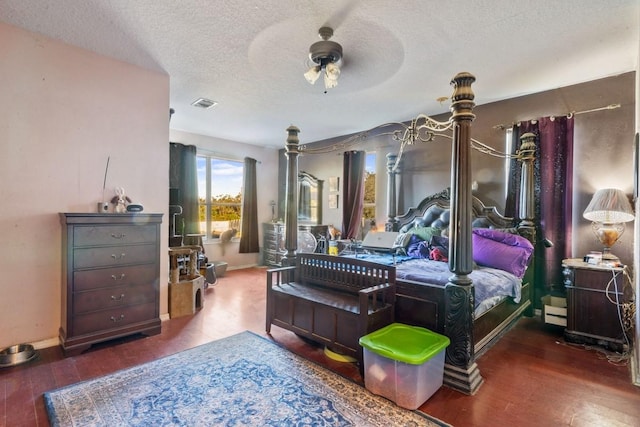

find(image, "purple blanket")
[394,258,522,310]
[339,254,522,313]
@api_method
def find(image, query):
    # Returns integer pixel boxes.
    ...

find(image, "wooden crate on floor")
[542,295,567,326]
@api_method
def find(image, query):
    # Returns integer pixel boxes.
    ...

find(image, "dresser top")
[60,213,163,225]
[562,258,625,272]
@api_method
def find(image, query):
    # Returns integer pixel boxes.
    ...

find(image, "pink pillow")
[472,229,533,278]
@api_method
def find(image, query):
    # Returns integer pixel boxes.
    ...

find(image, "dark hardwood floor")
[2,266,639,426]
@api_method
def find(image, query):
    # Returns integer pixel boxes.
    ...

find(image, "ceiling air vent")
[191,98,218,109]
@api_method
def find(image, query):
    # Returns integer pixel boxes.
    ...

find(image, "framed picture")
[329,194,339,209]
[329,176,339,193]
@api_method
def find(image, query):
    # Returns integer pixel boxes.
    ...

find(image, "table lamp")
[583,188,635,262]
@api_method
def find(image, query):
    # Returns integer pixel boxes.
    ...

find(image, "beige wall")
[0,22,169,349]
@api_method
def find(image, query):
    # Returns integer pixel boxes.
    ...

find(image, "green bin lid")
[359,323,450,365]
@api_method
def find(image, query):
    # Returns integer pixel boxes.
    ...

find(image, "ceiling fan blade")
[322,0,360,30]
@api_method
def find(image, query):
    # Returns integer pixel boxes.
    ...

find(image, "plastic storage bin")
[359,323,450,409]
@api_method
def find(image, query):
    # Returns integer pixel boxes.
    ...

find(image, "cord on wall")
[604,266,635,361]
[102,156,110,202]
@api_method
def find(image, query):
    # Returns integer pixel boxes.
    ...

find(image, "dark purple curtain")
[342,151,366,239]
[506,116,574,304]
[239,157,259,253]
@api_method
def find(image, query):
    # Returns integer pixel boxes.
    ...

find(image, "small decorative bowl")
[0,344,38,368]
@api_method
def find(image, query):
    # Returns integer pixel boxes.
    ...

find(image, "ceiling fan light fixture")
[323,62,340,89]
[304,27,343,91]
[325,62,340,79]
[304,65,321,84]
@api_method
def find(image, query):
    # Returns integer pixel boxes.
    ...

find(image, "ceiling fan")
[303,26,343,92]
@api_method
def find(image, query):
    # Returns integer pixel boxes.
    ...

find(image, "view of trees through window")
[363,152,376,221]
[197,155,243,240]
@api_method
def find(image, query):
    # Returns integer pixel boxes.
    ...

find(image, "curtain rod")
[492,103,621,130]
[572,103,621,116]
[196,147,261,163]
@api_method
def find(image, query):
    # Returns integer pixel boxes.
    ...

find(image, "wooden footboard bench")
[266,253,396,370]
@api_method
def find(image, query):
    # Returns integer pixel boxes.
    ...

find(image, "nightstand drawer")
[570,268,623,291]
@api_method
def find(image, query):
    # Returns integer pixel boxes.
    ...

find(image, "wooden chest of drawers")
[60,213,163,355]
[263,223,329,266]
[263,222,286,266]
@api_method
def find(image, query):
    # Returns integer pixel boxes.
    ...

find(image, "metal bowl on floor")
[0,344,38,367]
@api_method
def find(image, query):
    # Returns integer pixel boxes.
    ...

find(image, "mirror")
[298,171,323,225]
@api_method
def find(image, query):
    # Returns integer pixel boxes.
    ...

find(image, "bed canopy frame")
[280,72,537,394]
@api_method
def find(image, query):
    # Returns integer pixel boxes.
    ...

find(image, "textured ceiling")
[1,0,638,148]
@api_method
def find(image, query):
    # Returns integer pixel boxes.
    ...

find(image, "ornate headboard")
[396,188,517,234]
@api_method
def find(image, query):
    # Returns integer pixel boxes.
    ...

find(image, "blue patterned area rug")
[44,331,447,426]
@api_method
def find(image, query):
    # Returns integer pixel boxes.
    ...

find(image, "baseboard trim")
[30,337,60,350]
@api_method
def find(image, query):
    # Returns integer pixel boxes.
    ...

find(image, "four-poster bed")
[273,72,538,395]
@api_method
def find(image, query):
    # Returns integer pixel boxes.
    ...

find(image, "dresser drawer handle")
[110,315,125,322]
[111,253,126,260]
[111,274,126,281]
[111,233,126,239]
[111,294,125,301]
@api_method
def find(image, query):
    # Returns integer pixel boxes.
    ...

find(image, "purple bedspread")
[340,254,522,311]
[394,258,522,309]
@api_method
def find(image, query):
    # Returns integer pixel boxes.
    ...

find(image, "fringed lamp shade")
[583,188,635,261]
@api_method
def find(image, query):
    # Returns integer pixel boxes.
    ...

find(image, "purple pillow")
[472,229,533,278]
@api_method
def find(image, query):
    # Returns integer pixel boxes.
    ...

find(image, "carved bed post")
[516,133,537,241]
[516,132,537,316]
[444,72,484,394]
[282,125,300,266]
[385,153,399,231]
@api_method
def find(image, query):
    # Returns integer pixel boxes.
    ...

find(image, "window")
[363,152,376,221]
[197,155,244,240]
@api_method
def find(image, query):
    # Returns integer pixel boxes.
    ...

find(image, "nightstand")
[562,258,633,352]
